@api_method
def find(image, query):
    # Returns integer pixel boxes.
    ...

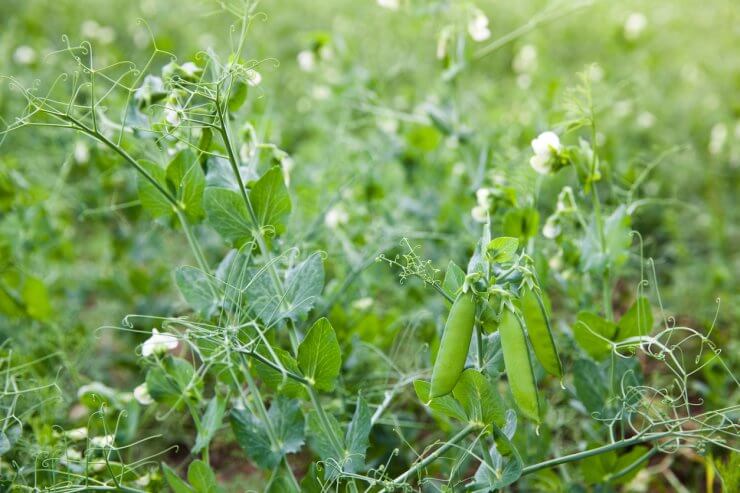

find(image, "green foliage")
[0,0,737,492]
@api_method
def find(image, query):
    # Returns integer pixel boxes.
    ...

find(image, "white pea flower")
[556,186,574,213]
[516,74,532,89]
[13,45,36,65]
[135,474,152,487]
[90,435,114,448]
[636,111,655,129]
[471,204,488,223]
[529,131,562,174]
[312,85,331,100]
[709,123,728,155]
[623,13,647,41]
[476,188,493,208]
[246,69,262,87]
[468,10,491,42]
[180,62,201,78]
[512,44,537,74]
[543,215,561,239]
[325,206,349,229]
[133,383,153,405]
[352,297,374,310]
[141,328,178,357]
[65,427,88,441]
[377,0,400,10]
[436,27,452,60]
[164,102,182,126]
[74,141,90,164]
[297,50,316,72]
[81,20,100,39]
[96,26,116,45]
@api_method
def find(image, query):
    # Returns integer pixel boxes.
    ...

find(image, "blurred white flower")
[325,206,349,229]
[529,131,562,174]
[709,123,728,155]
[512,44,537,74]
[548,253,563,271]
[133,383,153,405]
[377,0,400,10]
[556,186,574,213]
[164,102,182,126]
[246,69,262,86]
[312,85,331,100]
[96,26,116,44]
[81,20,100,38]
[543,215,561,239]
[636,111,656,129]
[623,13,647,41]
[468,10,491,42]
[516,74,532,89]
[13,45,36,65]
[65,427,88,441]
[352,297,374,310]
[452,162,466,176]
[471,204,488,223]
[476,188,492,208]
[587,63,605,82]
[74,141,90,164]
[297,50,316,72]
[90,435,114,448]
[436,27,452,60]
[180,62,201,78]
[141,329,178,357]
[135,474,152,487]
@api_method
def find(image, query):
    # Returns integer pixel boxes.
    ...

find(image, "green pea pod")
[430,292,476,398]
[521,288,563,378]
[499,308,540,423]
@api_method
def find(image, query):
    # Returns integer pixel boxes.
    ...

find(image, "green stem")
[383,424,477,490]
[520,432,671,477]
[308,386,345,458]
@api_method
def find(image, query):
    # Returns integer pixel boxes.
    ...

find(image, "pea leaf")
[192,395,227,455]
[414,380,467,422]
[162,463,194,493]
[580,205,632,275]
[573,358,609,416]
[297,318,341,391]
[204,187,252,244]
[230,397,305,469]
[486,237,519,264]
[344,394,372,473]
[573,311,618,360]
[188,460,218,493]
[616,297,653,340]
[452,369,506,428]
[138,159,173,218]
[167,149,206,221]
[250,166,291,236]
[22,275,51,321]
[146,357,197,407]
[442,260,466,298]
[253,347,308,399]
[282,252,324,320]
[503,207,539,242]
[306,409,343,479]
[175,266,221,317]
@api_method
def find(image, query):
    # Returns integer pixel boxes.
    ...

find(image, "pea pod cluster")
[430,291,476,398]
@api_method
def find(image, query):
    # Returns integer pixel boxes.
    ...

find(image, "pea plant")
[0,2,737,492]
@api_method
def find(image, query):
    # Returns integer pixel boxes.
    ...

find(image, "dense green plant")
[0,0,737,491]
